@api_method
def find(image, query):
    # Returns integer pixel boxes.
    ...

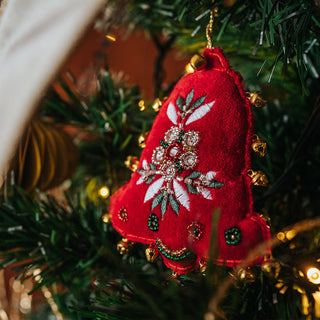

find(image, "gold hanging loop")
[206,6,218,49]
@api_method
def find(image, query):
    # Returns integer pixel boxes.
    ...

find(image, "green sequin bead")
[225,227,241,246]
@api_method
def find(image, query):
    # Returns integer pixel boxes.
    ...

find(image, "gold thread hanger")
[206,6,218,49]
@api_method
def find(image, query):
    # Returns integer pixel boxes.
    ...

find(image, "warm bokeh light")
[307,267,320,284]
[105,34,116,41]
[276,232,285,241]
[98,186,110,199]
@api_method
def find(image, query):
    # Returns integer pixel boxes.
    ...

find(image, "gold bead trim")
[156,238,191,261]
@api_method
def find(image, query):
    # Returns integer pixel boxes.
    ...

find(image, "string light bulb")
[307,267,320,284]
[98,186,110,199]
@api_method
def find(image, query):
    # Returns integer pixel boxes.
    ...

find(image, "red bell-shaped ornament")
[110,48,271,274]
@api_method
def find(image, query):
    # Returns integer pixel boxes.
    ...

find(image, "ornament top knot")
[110,47,271,274]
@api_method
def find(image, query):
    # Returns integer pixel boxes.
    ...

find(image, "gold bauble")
[247,170,269,187]
[252,135,267,157]
[261,260,280,278]
[145,247,158,262]
[246,92,267,108]
[124,156,139,172]
[102,213,112,224]
[10,119,79,192]
[117,238,134,255]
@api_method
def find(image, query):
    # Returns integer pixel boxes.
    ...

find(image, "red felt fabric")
[110,47,271,274]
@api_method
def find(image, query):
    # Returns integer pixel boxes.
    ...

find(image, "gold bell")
[186,54,207,73]
[246,92,267,108]
[152,98,162,112]
[145,247,159,262]
[261,260,280,279]
[235,267,256,283]
[252,135,267,157]
[247,170,269,187]
[117,238,134,255]
[190,54,207,70]
[199,259,207,275]
[102,213,112,224]
[138,132,149,149]
[138,100,146,111]
[124,155,139,172]
[259,213,271,228]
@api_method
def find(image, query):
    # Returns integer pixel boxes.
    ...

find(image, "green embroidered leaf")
[149,163,157,171]
[185,88,194,107]
[191,95,206,110]
[152,192,164,210]
[187,171,201,179]
[209,180,225,188]
[146,175,155,184]
[137,168,144,174]
[176,96,184,110]
[186,184,198,194]
[161,196,168,218]
[169,194,180,215]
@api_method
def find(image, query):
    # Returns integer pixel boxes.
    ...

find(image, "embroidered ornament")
[110,48,271,274]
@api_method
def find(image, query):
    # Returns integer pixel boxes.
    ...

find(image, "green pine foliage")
[0,0,320,319]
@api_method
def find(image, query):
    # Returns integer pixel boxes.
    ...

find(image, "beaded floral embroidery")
[118,207,128,222]
[187,222,203,241]
[137,88,225,218]
[225,227,241,246]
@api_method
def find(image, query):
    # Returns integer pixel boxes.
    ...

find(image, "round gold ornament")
[10,119,79,192]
